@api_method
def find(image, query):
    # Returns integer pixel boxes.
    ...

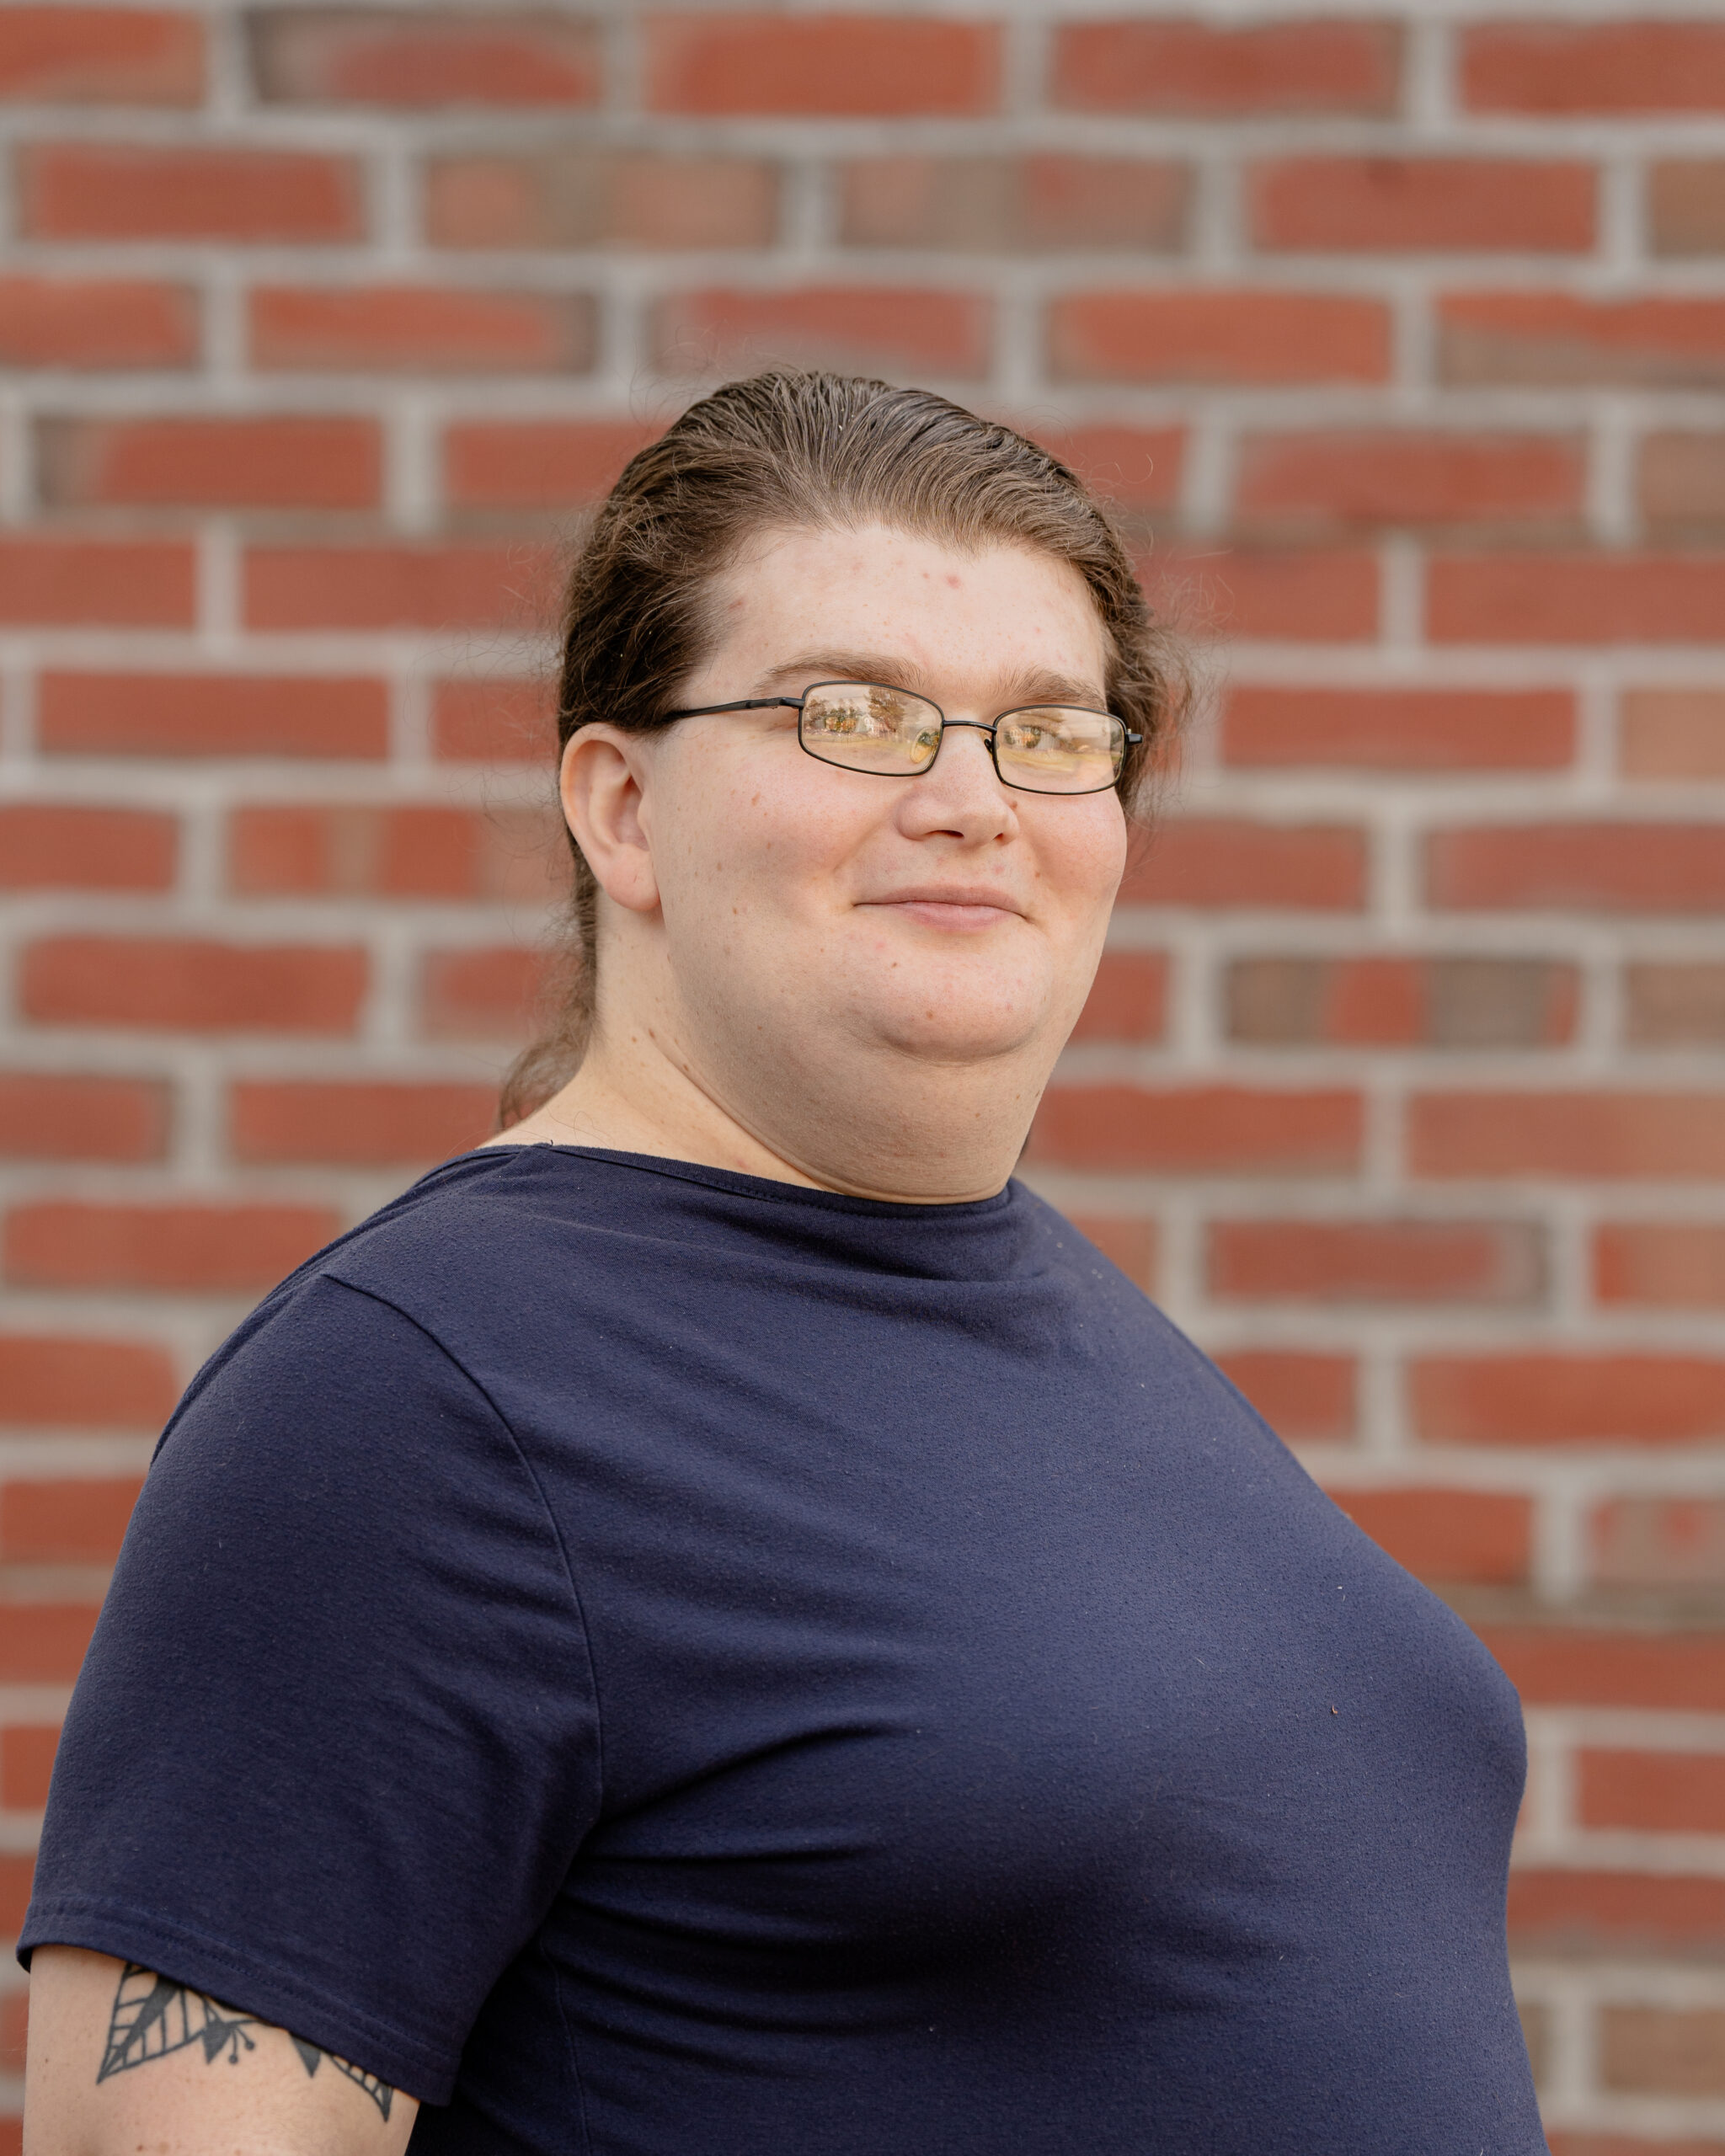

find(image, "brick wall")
[3,1,1725,2142]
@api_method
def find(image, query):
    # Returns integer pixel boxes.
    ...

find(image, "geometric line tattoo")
[98,1964,394,2122]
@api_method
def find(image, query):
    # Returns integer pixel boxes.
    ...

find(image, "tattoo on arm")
[97,1964,395,2121]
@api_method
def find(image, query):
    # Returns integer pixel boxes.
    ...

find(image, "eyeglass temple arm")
[661,697,805,720]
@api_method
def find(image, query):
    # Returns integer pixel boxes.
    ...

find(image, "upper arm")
[24,1946,419,2156]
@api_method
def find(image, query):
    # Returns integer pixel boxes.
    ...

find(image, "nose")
[896,719,1016,845]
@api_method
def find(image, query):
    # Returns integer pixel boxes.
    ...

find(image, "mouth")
[858,888,1025,931]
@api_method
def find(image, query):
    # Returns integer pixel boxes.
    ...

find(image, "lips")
[862,887,1024,915]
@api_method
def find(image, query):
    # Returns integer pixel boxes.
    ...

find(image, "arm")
[24,1948,419,2156]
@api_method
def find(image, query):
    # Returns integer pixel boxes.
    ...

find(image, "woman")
[23,373,1544,2156]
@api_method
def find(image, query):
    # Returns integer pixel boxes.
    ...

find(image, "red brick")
[1427,823,1725,912]
[1066,1216,1156,1293]
[0,1074,168,1162]
[244,543,557,632]
[1,1725,58,1810]
[1580,1749,1725,1834]
[1411,1091,1725,1179]
[444,419,660,512]
[20,143,360,242]
[248,8,598,106]
[0,1993,23,2075]
[421,947,552,1043]
[0,8,202,101]
[1119,818,1365,910]
[37,415,380,512]
[1227,954,1576,1049]
[230,1080,494,1166]
[1624,963,1725,1045]
[22,937,367,1034]
[1327,1487,1530,1584]
[1028,1085,1361,1174]
[645,13,999,117]
[0,1854,33,1933]
[1621,689,1725,779]
[0,536,191,625]
[1440,292,1725,389]
[1640,432,1725,538]
[0,1606,98,1682]
[0,1334,175,1428]
[228,803,560,905]
[1509,1870,1725,1958]
[1224,686,1573,771]
[431,677,556,763]
[427,152,775,251]
[0,1476,142,1562]
[653,286,991,381]
[1597,1223,1725,1305]
[1482,1625,1725,1711]
[1147,550,1380,643]
[1413,1353,1725,1446]
[4,1201,339,1292]
[1465,23,1725,114]
[1054,19,1400,115]
[1602,2006,1725,2095]
[250,285,592,375]
[0,805,174,891]
[1214,1350,1355,1441]
[40,671,389,760]
[0,275,195,367]
[838,156,1188,253]
[1023,424,1185,513]
[1069,953,1167,1043]
[1235,433,1583,535]
[1651,163,1725,257]
[1430,555,1725,644]
[1050,290,1389,386]
[1255,157,1593,253]
[1210,1219,1544,1304]
[1594,1499,1725,1590]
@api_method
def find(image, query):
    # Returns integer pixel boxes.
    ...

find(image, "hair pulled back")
[499,369,1186,1128]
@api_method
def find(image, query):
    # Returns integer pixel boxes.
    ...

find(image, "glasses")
[662,680,1139,797]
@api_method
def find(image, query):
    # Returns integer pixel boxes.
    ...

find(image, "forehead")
[702,523,1111,702]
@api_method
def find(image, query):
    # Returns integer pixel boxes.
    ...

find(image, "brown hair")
[499,369,1186,1129]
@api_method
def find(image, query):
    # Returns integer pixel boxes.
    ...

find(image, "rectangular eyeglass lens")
[996,709,1119,792]
[803,685,936,772]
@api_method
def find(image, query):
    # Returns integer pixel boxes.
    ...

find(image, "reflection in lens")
[996,708,1122,794]
[802,684,940,773]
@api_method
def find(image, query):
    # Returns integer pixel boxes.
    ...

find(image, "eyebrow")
[752,652,1107,710]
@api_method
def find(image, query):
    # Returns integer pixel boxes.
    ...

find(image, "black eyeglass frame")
[661,680,1142,798]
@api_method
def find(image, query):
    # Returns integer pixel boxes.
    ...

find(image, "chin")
[861,985,1049,1066]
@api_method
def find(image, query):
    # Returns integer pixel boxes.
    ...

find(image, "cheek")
[661,747,873,921]
[1029,800,1130,916]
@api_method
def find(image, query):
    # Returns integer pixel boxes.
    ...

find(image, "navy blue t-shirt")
[24,1146,1543,2153]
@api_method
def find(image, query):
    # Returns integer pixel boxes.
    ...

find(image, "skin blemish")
[946,574,962,588]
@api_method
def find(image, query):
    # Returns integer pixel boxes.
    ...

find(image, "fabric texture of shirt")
[24,1145,1544,2154]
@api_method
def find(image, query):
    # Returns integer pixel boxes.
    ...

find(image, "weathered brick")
[838,157,1188,253]
[1028,1085,1361,1173]
[0,275,195,368]
[444,419,660,512]
[244,543,557,632]
[3,1201,339,1291]
[1069,952,1167,1043]
[0,536,191,625]
[0,1334,176,1428]
[420,947,552,1042]
[1234,433,1583,535]
[230,1080,494,1166]
[0,1725,58,1810]
[250,286,593,374]
[1651,162,1725,256]
[1410,1091,1725,1179]
[1621,689,1725,778]
[1120,819,1365,910]
[1051,290,1389,386]
[1440,293,1725,389]
[644,13,1000,117]
[1327,1487,1531,1583]
[1413,1353,1725,1445]
[248,9,598,107]
[228,803,561,905]
[1053,19,1401,115]
[1223,687,1573,771]
[1251,158,1594,253]
[1640,432,1725,538]
[0,8,202,102]
[1465,22,1725,113]
[1213,1351,1355,1440]
[1210,1219,1545,1304]
[0,804,175,891]
[1596,1222,1725,1304]
[1148,551,1380,643]
[1227,956,1575,1049]
[1603,2008,1725,2095]
[40,672,389,760]
[654,287,991,381]
[0,1073,168,1161]
[22,936,367,1033]
[36,414,380,511]
[1509,1870,1725,1957]
[19,142,360,241]
[1482,1625,1725,1711]
[1432,553,1725,643]
[1624,963,1725,1045]
[427,152,775,251]
[1581,1749,1725,1833]
[1426,823,1725,912]
[0,1476,142,1562]
[430,678,556,763]
[1594,1498,1725,1588]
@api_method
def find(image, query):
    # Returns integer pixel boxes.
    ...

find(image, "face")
[567,521,1128,1159]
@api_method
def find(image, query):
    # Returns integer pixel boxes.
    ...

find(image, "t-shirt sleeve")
[19,1273,602,2105]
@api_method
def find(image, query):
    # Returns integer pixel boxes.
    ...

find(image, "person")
[21,371,1545,2156]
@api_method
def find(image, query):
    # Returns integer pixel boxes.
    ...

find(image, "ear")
[559,727,661,917]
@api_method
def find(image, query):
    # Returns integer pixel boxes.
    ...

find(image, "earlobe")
[559,729,661,917]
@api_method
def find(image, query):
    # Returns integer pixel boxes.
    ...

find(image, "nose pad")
[932,721,1001,782]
